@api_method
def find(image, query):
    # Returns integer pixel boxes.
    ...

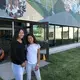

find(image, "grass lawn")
[40,48,80,80]
[3,48,80,80]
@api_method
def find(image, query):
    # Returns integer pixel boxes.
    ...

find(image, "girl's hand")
[21,62,26,67]
[35,64,39,71]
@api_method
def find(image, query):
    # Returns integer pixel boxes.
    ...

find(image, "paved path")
[0,60,49,80]
[40,43,80,54]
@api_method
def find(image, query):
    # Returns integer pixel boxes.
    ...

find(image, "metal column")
[12,21,14,37]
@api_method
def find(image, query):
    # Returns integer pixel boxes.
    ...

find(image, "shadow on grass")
[0,77,3,80]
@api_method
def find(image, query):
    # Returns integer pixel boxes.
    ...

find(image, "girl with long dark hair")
[25,34,41,80]
[11,28,26,80]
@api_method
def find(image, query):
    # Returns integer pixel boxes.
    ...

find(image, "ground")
[1,47,80,80]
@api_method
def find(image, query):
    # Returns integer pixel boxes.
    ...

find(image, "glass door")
[32,23,49,60]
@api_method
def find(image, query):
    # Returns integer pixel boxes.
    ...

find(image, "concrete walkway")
[0,60,49,80]
[40,43,80,54]
[0,42,80,80]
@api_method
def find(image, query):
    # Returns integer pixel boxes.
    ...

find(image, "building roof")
[40,11,80,27]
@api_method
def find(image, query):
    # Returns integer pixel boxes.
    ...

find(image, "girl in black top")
[11,28,26,80]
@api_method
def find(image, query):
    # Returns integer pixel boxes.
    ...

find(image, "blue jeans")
[26,63,41,80]
[12,63,25,80]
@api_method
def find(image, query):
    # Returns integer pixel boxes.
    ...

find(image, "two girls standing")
[11,28,41,80]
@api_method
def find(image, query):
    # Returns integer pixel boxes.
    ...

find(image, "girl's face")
[28,35,34,44]
[18,29,24,39]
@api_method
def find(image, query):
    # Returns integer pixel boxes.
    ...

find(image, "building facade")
[0,0,80,61]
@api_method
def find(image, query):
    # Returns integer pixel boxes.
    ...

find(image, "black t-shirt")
[11,41,26,65]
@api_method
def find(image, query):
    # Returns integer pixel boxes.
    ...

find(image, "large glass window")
[74,28,78,42]
[33,24,49,51]
[55,26,62,45]
[69,27,73,39]
[33,25,45,41]
[49,25,54,40]
[62,27,69,44]
[55,26,61,39]
[68,27,73,43]
[63,27,68,39]
[48,25,54,47]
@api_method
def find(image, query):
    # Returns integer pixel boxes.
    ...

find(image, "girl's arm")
[37,48,40,66]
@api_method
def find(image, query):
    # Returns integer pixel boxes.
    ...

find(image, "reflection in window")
[63,31,68,39]
[33,25,44,41]
[49,32,54,38]
[55,26,61,39]
[63,27,68,39]
[74,28,77,38]
[49,25,54,40]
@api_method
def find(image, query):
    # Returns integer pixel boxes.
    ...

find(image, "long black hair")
[26,34,37,46]
[12,28,25,43]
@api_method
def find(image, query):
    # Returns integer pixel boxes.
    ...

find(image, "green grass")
[11,48,80,80]
[40,48,80,80]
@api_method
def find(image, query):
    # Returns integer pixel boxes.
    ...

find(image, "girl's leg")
[33,64,41,80]
[26,63,32,80]
[12,63,24,80]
